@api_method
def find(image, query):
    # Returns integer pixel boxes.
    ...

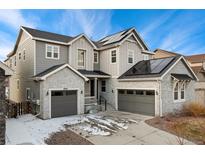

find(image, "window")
[14,56,16,66]
[143,54,149,60]
[51,91,63,96]
[136,90,144,95]
[173,82,186,102]
[78,49,86,67]
[127,90,134,94]
[118,90,125,94]
[94,52,99,63]
[128,50,134,64]
[23,49,26,60]
[174,82,179,100]
[46,44,60,59]
[17,79,20,90]
[146,90,155,95]
[101,80,106,92]
[26,88,31,100]
[9,59,12,68]
[181,83,185,100]
[19,53,21,60]
[111,50,116,63]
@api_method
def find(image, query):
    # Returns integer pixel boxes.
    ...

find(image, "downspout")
[158,79,162,117]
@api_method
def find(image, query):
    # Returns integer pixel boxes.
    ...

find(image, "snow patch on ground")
[6,113,140,144]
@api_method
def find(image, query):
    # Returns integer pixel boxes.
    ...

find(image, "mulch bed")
[145,115,205,145]
[45,129,93,145]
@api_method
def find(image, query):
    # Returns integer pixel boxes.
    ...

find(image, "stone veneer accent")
[0,113,5,145]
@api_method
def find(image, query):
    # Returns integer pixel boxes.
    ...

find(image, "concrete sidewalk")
[86,121,194,145]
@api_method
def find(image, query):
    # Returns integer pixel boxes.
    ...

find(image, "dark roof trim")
[78,70,110,78]
[171,73,193,81]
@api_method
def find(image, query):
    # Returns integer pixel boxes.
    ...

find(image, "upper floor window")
[128,50,134,64]
[14,56,16,66]
[111,50,116,63]
[46,44,60,59]
[19,53,21,60]
[143,54,149,60]
[94,52,99,63]
[78,49,85,67]
[23,49,26,60]
[9,59,12,68]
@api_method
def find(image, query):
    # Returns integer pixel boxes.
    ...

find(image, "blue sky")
[0,9,205,60]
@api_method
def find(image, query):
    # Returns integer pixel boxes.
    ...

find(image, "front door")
[90,80,95,96]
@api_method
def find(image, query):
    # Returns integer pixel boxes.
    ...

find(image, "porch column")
[94,78,98,100]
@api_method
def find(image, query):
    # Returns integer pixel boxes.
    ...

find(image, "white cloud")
[0,31,14,61]
[58,10,113,40]
[140,11,176,39]
[0,9,37,30]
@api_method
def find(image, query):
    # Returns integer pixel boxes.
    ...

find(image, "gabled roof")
[119,56,180,79]
[95,27,149,50]
[22,26,75,43]
[119,56,198,81]
[185,54,205,63]
[33,63,88,81]
[0,61,13,76]
[154,48,182,56]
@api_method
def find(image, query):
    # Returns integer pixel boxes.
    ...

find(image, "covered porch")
[78,70,110,108]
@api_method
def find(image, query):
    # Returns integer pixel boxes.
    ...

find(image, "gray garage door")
[51,90,77,118]
[118,89,155,116]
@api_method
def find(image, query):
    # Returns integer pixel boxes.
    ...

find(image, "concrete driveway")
[6,111,194,145]
[74,111,194,145]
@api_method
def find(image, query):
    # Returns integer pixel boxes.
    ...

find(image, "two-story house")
[5,27,197,119]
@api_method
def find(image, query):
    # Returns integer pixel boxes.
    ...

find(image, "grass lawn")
[145,116,205,145]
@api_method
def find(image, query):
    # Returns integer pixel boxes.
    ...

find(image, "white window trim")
[26,88,31,100]
[45,44,60,60]
[173,81,186,103]
[94,52,99,64]
[127,50,134,64]
[143,54,149,60]
[77,49,86,68]
[110,50,117,64]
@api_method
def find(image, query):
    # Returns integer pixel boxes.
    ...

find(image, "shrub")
[182,102,205,117]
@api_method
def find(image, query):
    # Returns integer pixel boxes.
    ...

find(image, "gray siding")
[8,31,35,102]
[100,47,119,77]
[94,51,100,71]
[119,40,144,76]
[35,41,68,74]
[69,36,94,71]
[161,60,196,114]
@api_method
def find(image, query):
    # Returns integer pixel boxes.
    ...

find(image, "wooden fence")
[4,101,32,118]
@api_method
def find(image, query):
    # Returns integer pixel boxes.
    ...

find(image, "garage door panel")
[51,90,77,118]
[118,90,155,116]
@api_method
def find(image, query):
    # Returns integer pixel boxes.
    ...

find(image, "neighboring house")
[4,26,197,119]
[0,61,13,101]
[154,49,205,104]
[153,48,181,59]
[186,54,205,104]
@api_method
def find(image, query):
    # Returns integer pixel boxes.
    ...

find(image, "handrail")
[99,95,107,111]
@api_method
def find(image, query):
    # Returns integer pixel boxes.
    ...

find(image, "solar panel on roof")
[123,57,175,76]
